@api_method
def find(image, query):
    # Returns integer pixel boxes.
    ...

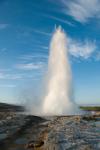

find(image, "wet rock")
[0,128,6,134]
[0,112,100,150]
[95,121,100,127]
[6,116,12,120]
[82,115,97,121]
[0,133,7,140]
[15,138,29,145]
[26,140,44,149]
[97,143,100,149]
[77,144,93,150]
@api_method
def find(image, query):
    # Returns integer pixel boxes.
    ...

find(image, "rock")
[26,140,44,149]
[82,115,97,121]
[0,128,6,134]
[15,138,28,145]
[0,133,7,141]
[6,116,12,120]
[97,143,100,149]
[77,144,93,150]
[95,121,100,127]
[0,113,100,150]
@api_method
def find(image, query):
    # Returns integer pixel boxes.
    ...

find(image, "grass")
[80,106,100,111]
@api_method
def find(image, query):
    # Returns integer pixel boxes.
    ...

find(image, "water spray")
[42,27,80,115]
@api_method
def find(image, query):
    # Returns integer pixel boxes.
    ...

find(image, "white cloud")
[95,51,100,61]
[32,29,51,36]
[16,63,44,70]
[40,46,48,50]
[68,38,96,59]
[0,72,23,80]
[19,54,45,60]
[18,54,48,69]
[19,55,35,61]
[61,0,100,23]
[0,24,9,30]
[42,14,74,26]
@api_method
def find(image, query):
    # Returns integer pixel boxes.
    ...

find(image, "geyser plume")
[43,27,80,115]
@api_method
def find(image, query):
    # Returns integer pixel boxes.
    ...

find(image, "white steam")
[26,27,81,115]
[42,27,80,115]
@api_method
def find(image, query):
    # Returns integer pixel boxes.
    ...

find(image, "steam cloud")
[27,27,81,115]
[42,27,80,115]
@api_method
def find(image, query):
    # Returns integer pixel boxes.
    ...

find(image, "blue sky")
[0,0,100,105]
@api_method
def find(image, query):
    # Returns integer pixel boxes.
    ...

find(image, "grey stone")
[15,138,28,145]
[0,133,7,140]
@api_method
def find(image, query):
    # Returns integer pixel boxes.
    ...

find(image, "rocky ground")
[0,104,100,150]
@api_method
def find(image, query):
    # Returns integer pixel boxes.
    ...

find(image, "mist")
[26,27,81,115]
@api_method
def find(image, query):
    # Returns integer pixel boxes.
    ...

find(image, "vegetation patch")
[80,106,100,111]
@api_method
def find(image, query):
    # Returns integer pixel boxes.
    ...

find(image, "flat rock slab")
[0,113,100,150]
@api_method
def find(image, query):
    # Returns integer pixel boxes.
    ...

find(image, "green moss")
[80,106,100,111]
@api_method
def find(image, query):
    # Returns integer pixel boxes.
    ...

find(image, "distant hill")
[0,102,24,112]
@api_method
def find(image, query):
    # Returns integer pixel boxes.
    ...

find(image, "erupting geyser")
[43,26,80,115]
